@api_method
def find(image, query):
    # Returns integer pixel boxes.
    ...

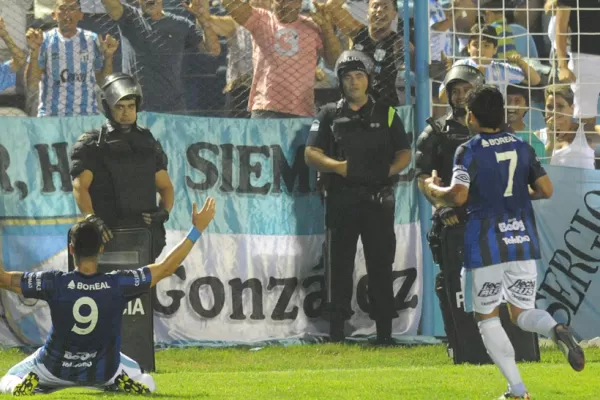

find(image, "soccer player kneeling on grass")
[425,85,585,399]
[0,198,216,396]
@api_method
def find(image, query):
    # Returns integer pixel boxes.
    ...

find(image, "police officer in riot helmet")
[415,64,485,359]
[70,73,174,261]
[305,50,412,344]
[416,64,485,222]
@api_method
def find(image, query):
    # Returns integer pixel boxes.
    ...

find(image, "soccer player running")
[0,198,216,396]
[425,85,584,400]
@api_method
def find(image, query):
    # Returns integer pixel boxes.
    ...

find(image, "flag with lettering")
[533,166,600,340]
[0,110,424,346]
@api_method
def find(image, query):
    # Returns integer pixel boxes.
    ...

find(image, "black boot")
[329,317,345,343]
[374,319,394,346]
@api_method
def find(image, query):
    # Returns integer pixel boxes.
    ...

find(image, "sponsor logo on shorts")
[507,279,535,297]
[477,282,502,298]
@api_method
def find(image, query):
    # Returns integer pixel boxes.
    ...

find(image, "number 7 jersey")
[19,267,152,383]
[451,132,547,269]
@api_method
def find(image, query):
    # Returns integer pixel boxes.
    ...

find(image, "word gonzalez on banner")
[536,190,600,325]
[152,267,420,320]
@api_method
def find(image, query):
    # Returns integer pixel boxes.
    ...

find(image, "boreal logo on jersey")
[0,220,74,346]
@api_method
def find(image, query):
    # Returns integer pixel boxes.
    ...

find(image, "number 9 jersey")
[19,267,152,384]
[451,132,547,269]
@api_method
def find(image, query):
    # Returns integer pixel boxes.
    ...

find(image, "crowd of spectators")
[0,0,599,168]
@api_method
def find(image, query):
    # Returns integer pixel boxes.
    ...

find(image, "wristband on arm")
[187,226,201,243]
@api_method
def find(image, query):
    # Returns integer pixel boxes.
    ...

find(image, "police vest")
[327,99,398,190]
[427,116,471,186]
[93,125,160,227]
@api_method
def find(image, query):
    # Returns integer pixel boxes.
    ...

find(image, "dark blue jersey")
[451,132,547,268]
[20,267,152,383]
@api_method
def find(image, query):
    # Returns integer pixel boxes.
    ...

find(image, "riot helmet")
[334,50,374,97]
[96,73,143,129]
[443,64,485,118]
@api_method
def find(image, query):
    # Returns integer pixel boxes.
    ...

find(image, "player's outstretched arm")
[148,198,216,288]
[0,267,23,294]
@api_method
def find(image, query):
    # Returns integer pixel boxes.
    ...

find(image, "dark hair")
[506,85,530,107]
[70,221,102,262]
[469,24,499,48]
[466,85,505,129]
[544,84,574,106]
[369,0,398,12]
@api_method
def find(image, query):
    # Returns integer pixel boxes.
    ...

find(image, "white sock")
[516,309,558,339]
[478,317,527,396]
[0,375,22,394]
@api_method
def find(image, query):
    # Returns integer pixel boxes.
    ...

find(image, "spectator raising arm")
[555,5,575,82]
[25,28,43,90]
[222,0,254,26]
[102,0,124,21]
[96,34,119,84]
[324,0,363,39]
[182,0,221,56]
[311,2,342,67]
[0,17,26,71]
[209,14,238,39]
[507,54,541,86]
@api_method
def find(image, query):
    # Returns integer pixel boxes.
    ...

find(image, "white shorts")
[0,348,149,394]
[568,53,600,119]
[461,260,537,315]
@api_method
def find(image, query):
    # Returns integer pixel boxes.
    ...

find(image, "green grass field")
[0,344,597,399]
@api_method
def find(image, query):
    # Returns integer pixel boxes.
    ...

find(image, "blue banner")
[533,166,600,340]
[0,110,419,236]
[0,110,424,346]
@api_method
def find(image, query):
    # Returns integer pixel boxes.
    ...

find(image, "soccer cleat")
[553,323,585,372]
[12,372,39,396]
[114,371,151,395]
[498,391,531,399]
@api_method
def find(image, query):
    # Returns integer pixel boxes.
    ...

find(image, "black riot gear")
[443,65,485,118]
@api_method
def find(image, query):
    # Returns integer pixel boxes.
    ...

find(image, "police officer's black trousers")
[325,187,397,341]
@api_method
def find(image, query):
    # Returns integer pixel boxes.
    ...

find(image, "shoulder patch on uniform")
[388,107,396,128]
[310,119,320,132]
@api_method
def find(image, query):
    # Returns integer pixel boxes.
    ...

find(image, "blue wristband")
[187,226,201,243]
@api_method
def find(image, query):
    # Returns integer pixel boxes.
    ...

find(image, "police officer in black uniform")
[305,50,412,343]
[69,73,174,262]
[415,64,486,362]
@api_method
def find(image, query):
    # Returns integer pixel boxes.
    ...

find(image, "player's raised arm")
[148,198,216,287]
[0,267,23,294]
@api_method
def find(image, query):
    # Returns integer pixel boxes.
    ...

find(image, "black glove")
[84,214,113,243]
[438,207,460,227]
[142,209,170,225]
